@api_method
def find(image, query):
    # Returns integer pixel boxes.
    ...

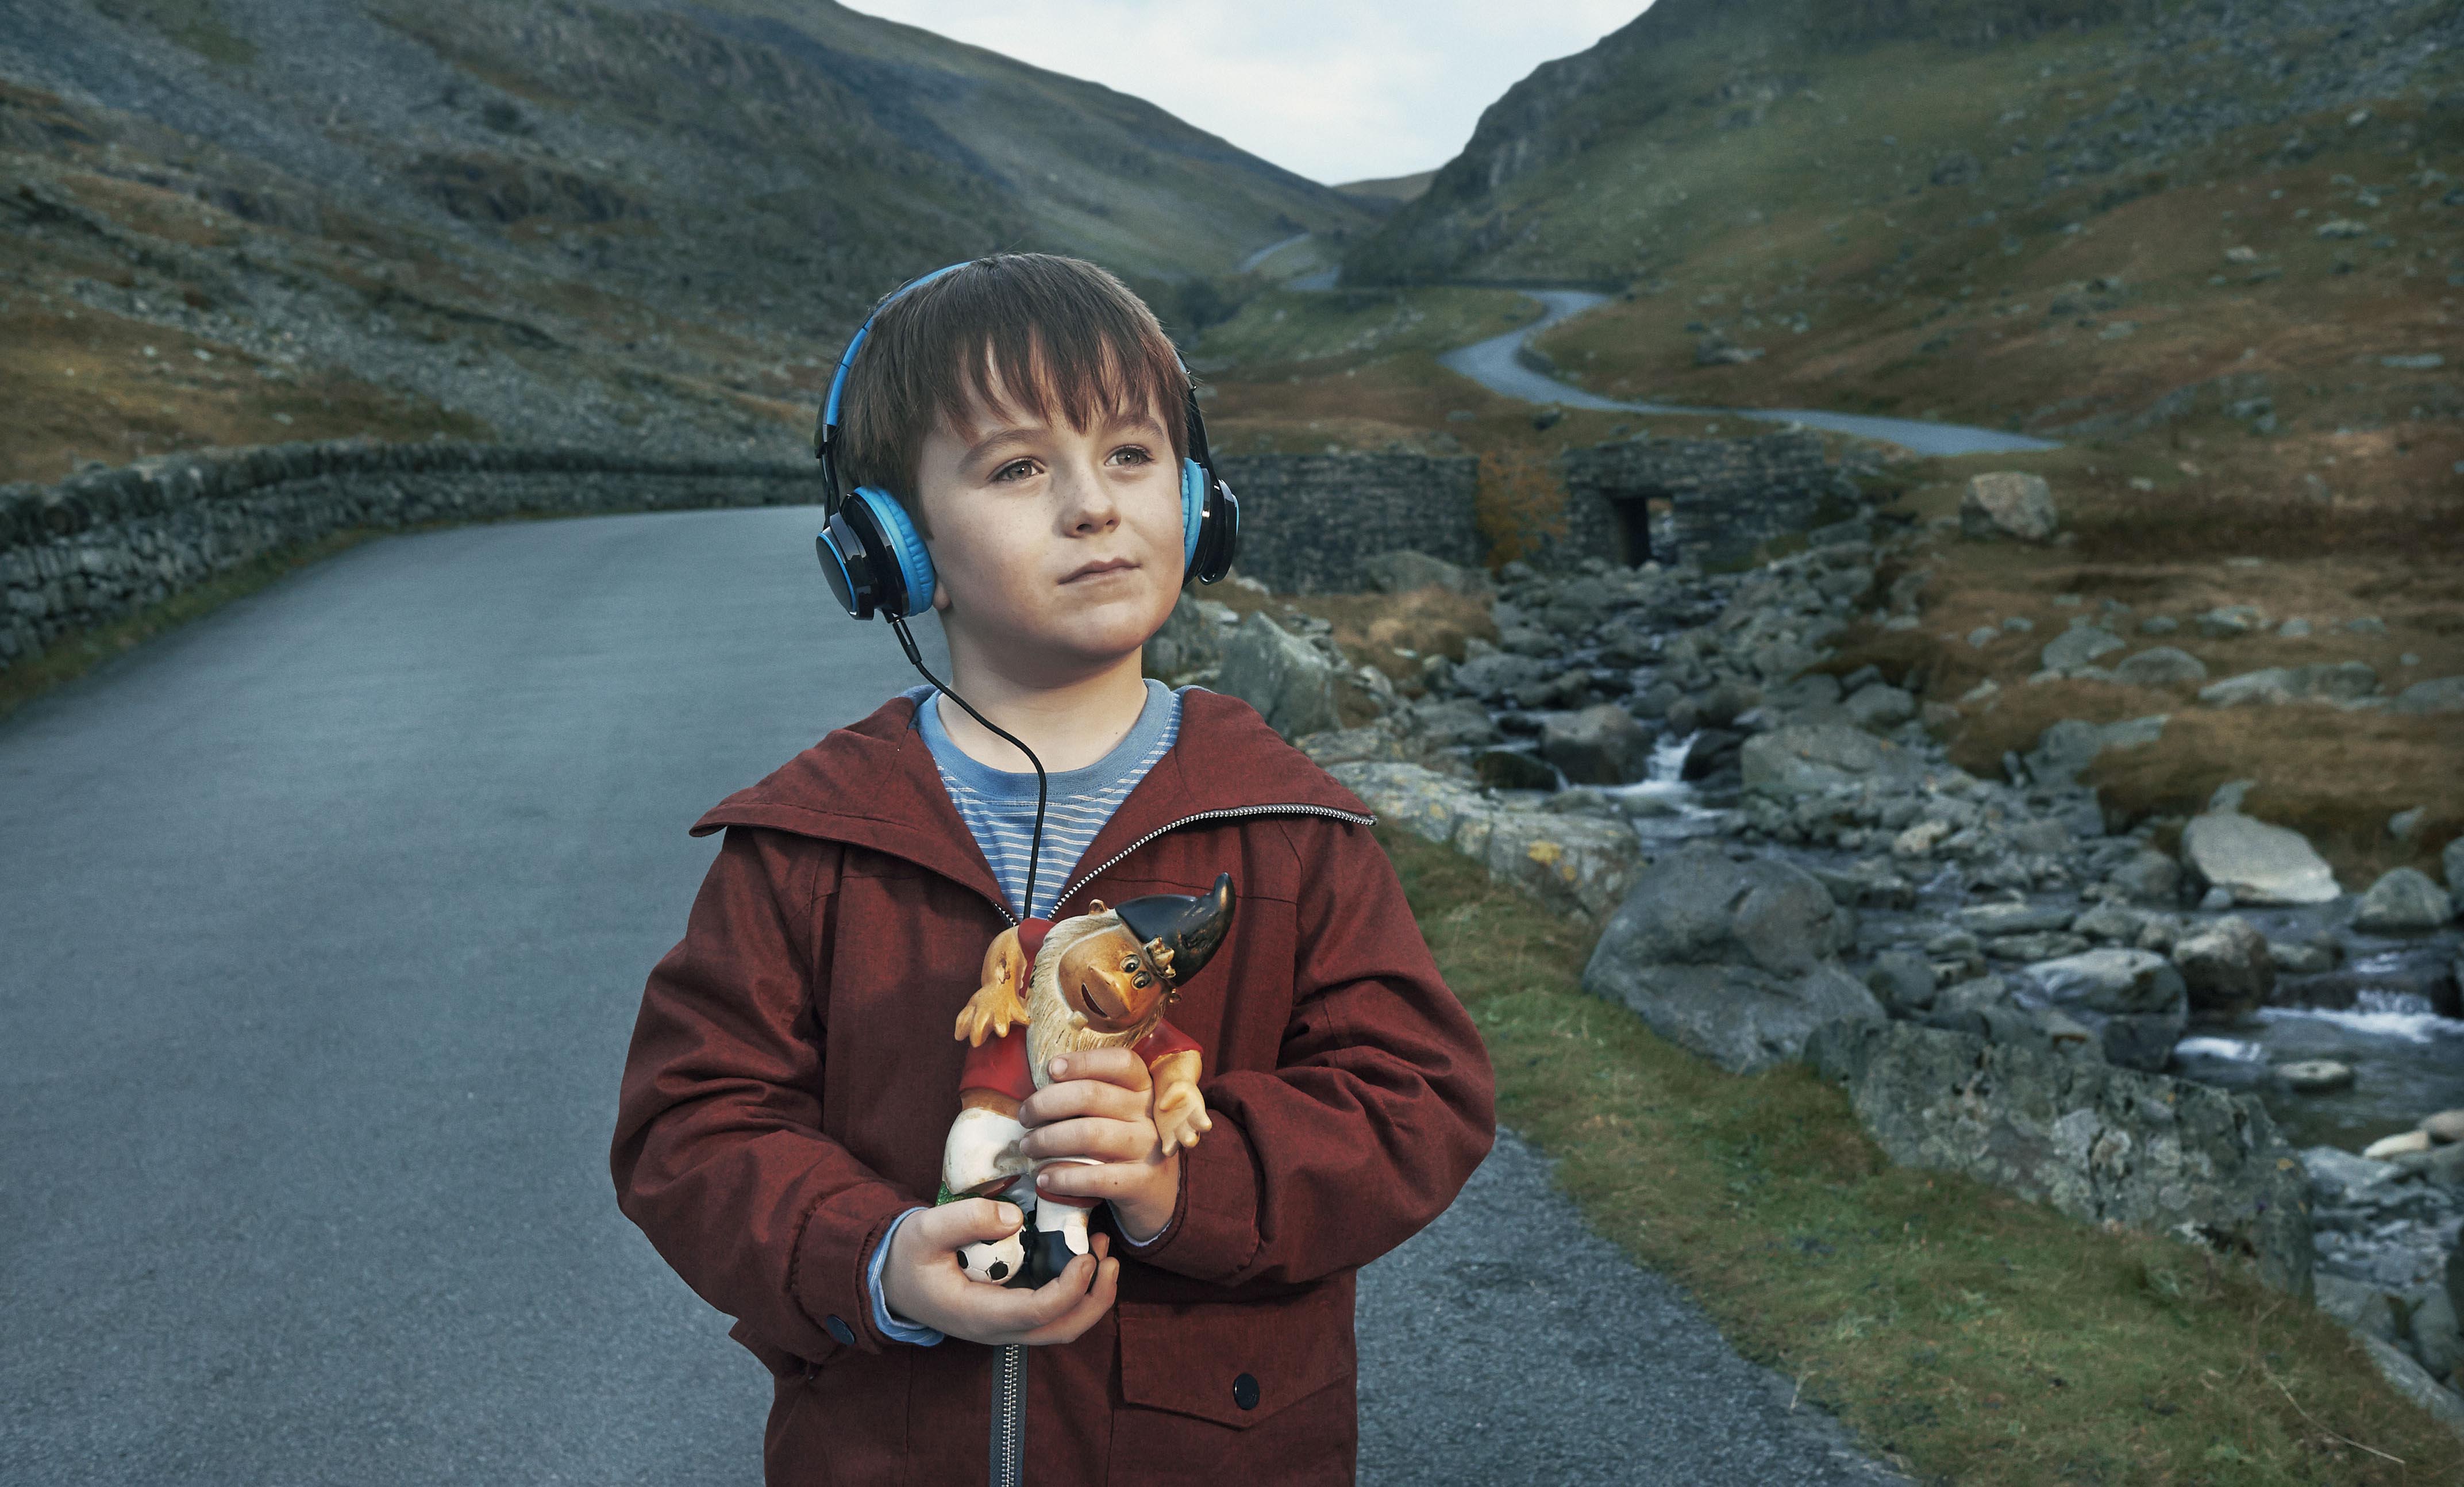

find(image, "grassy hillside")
[0,0,1370,482]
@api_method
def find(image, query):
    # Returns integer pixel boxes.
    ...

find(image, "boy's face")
[911,364,1183,686]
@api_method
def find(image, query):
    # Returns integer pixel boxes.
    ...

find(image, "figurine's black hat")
[1115,873,1235,990]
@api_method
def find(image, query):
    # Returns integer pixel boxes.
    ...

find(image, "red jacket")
[611,690,1496,1485]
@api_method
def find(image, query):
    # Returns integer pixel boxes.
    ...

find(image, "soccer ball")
[956,1228,1026,1285]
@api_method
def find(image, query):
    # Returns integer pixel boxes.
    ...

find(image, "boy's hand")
[879,1199,1116,1346]
[1021,1050,1179,1243]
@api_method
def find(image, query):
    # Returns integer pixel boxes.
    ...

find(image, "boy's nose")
[1057,464,1121,532]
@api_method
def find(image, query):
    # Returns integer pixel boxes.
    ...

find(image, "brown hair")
[833,254,1189,528]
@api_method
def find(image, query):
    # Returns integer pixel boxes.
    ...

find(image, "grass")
[1381,822,2464,1485]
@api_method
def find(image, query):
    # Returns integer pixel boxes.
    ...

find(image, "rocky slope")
[0,0,1370,478]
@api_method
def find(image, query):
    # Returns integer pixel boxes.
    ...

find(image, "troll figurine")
[940,874,1235,1285]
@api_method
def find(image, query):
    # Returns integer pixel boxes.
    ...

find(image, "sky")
[841,0,1654,186]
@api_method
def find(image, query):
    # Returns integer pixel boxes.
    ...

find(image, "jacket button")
[1231,1372,1259,1411]
[825,1315,855,1346]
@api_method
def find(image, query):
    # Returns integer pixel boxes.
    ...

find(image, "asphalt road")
[0,507,1895,1484]
[1439,289,2059,457]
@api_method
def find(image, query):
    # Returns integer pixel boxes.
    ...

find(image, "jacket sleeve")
[610,825,915,1363]
[1133,817,1496,1287]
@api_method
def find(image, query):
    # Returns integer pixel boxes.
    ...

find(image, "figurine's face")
[1053,926,1167,1034]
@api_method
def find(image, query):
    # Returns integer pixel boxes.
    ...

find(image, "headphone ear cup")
[849,487,935,620]
[1188,478,1239,587]
[1180,458,1207,574]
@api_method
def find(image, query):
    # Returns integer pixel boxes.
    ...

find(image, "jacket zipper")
[977,801,1373,1486]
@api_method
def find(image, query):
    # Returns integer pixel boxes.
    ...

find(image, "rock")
[1145,591,1234,679]
[1803,1020,2312,1294]
[2391,677,2464,714]
[2112,647,2209,687]
[2412,1284,2464,1385]
[1582,844,1881,1074]
[2109,849,2182,905]
[2182,811,2343,905]
[2303,1145,2404,1208]
[1296,724,1416,769]
[1333,762,1641,922]
[2196,604,2268,639]
[2010,948,2189,1071]
[1215,612,1342,739]
[2357,1334,2464,1436]
[2314,1273,2402,1343]
[1473,747,1558,792]
[1988,931,2092,963]
[2364,1129,2435,1161]
[2280,1059,2355,1093]
[1360,549,1493,597]
[2198,661,2380,708]
[1739,723,1924,802]
[2354,867,2455,931]
[1406,697,1501,750]
[1959,471,2059,542]
[2140,616,2181,636]
[2041,626,2125,673]
[1450,647,1547,702]
[1892,819,1953,858]
[2171,916,2277,1015]
[2449,836,2464,897]
[1841,682,1916,732]
[1541,704,1652,786]
[2073,903,2150,943]
[2023,714,2167,789]
[2267,937,2339,974]
[2390,808,2427,843]
[2424,1110,2464,1144]
[1867,948,1938,1014]
[2279,617,2313,639]
[1957,902,2076,936]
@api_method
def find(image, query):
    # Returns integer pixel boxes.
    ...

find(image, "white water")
[2257,990,2464,1046]
[2174,1036,2269,1063]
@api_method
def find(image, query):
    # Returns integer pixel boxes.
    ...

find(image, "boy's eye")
[1107,445,1154,467]
[991,458,1040,483]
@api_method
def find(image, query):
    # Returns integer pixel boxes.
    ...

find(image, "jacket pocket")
[1114,1282,1353,1430]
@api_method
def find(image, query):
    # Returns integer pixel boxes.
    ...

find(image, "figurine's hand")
[1152,1078,1212,1158]
[1019,1049,1180,1244]
[879,1198,1116,1347]
[953,941,1031,1047]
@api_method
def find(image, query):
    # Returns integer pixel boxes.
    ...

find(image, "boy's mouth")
[1061,557,1137,583]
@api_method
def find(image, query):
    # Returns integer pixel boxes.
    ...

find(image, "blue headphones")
[812,260,1240,621]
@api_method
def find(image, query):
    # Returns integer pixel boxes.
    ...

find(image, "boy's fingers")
[912,1197,1024,1251]
[1045,1048,1149,1091]
[1018,1077,1148,1128]
[1020,1254,1120,1346]
[1020,1116,1153,1164]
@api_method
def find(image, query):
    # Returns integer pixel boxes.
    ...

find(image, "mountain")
[0,0,1371,478]
[1332,0,2461,460]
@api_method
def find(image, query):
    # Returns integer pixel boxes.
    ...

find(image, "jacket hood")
[690,689,1373,919]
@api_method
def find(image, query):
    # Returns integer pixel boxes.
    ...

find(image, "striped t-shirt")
[908,681,1183,921]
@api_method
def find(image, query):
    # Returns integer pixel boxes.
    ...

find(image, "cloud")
[842,1,1651,185]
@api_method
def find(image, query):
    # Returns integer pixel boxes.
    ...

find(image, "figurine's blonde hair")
[1025,909,1157,1084]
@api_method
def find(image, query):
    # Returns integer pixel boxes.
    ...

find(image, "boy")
[611,254,1495,1484]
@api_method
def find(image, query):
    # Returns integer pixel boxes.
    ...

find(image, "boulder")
[1960,471,2059,542]
[2362,1130,2432,1161]
[2171,916,2277,1015]
[1449,647,1547,702]
[1145,591,1234,679]
[2425,1109,2464,1144]
[2181,811,2342,905]
[2449,836,2464,897]
[2279,1059,2355,1093]
[1473,747,1557,792]
[1583,844,1882,1074]
[1541,704,1653,786]
[2196,604,2269,639]
[1361,549,1494,598]
[2042,625,2125,674]
[2112,647,2210,688]
[1841,682,1916,732]
[1956,902,2074,937]
[1740,723,1924,801]
[2198,661,2380,708]
[2314,1273,2403,1343]
[2390,676,2464,715]
[2109,848,2182,905]
[2357,1335,2464,1436]
[1331,762,1641,922]
[2411,1284,2463,1385]
[2023,715,2167,789]
[1866,948,1938,1014]
[1215,612,1341,739]
[2354,867,2455,931]
[1803,1019,2312,1294]
[2010,948,2189,1071]
[1404,697,1501,750]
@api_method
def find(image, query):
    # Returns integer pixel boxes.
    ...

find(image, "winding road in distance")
[0,506,1898,1485]
[1441,289,2059,456]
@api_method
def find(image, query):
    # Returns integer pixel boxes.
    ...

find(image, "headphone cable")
[889,615,1048,920]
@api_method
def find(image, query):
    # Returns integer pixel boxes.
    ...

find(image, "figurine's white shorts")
[941,1106,1029,1196]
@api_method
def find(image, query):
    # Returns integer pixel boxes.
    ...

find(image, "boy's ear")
[933,575,952,613]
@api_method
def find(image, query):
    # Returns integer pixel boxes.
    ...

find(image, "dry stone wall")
[1215,452,1481,594]
[1558,431,1857,571]
[0,441,825,671]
